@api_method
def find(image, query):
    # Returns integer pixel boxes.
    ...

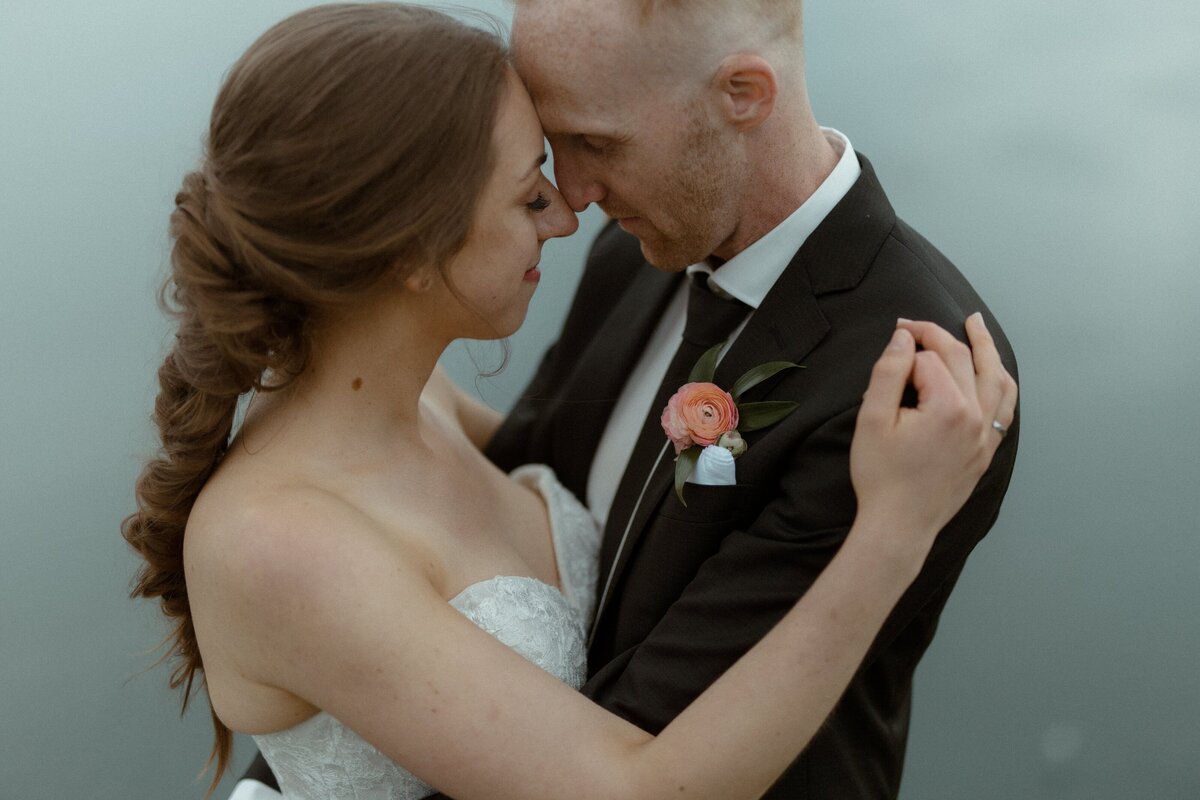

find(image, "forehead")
[491,71,547,178]
[511,1,651,134]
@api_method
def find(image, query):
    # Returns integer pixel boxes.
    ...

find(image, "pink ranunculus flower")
[661,382,740,455]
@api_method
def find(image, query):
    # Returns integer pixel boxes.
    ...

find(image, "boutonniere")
[661,343,803,505]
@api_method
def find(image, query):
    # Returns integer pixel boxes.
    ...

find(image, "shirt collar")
[688,128,862,309]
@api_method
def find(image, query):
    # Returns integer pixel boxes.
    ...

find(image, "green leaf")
[737,401,799,432]
[687,343,725,384]
[730,361,802,400]
[674,446,701,507]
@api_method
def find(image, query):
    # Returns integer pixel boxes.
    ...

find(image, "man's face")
[512,5,744,271]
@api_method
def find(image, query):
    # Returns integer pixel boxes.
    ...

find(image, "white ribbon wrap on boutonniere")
[661,342,803,505]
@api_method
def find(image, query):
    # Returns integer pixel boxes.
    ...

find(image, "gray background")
[2,1,1197,797]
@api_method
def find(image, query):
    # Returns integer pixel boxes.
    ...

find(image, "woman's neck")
[246,293,453,460]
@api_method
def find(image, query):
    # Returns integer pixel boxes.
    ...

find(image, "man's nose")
[553,152,606,213]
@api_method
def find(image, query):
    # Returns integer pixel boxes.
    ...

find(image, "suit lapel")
[549,263,681,499]
[595,264,831,613]
[591,154,898,631]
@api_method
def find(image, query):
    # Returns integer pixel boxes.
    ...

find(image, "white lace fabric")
[252,465,600,799]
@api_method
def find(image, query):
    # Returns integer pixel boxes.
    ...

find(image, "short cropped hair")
[631,0,802,40]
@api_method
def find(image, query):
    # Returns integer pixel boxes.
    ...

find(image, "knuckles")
[947,339,973,362]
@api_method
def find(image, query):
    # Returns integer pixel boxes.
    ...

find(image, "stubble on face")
[624,101,744,271]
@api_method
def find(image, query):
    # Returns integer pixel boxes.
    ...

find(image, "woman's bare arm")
[208,487,920,800]
[209,316,1015,800]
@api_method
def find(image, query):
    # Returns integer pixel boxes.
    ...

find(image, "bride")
[123,4,1017,799]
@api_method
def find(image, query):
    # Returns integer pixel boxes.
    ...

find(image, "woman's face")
[438,69,578,339]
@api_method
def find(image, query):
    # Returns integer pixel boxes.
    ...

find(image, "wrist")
[845,505,937,584]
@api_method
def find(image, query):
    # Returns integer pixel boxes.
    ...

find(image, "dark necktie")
[593,272,750,625]
[663,272,752,394]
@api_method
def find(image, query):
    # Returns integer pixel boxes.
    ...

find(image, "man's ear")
[713,54,777,131]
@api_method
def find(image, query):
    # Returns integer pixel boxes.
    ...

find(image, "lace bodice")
[253,465,600,799]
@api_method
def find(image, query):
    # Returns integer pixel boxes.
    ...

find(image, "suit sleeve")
[238,753,280,792]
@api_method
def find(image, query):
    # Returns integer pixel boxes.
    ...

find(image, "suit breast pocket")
[655,482,766,531]
[614,483,768,642]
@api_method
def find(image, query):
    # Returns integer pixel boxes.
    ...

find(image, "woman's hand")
[850,313,1018,555]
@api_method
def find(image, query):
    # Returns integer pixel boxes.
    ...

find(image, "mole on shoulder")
[351,377,363,391]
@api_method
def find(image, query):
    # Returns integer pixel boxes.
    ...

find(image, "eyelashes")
[527,192,551,212]
[581,135,610,154]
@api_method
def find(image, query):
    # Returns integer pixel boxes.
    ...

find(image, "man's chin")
[635,237,706,273]
[608,215,703,271]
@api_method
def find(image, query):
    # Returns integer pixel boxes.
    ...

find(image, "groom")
[239,1,1018,796]
[484,1,1019,796]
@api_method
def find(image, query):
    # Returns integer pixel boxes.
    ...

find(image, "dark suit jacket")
[246,154,1019,797]
[483,154,1020,797]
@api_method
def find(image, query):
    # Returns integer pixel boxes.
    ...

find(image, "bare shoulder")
[184,469,439,642]
[190,477,350,569]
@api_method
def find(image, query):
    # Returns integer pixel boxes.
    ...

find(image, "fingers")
[964,313,1004,429]
[960,313,1002,426]
[896,314,1019,428]
[964,313,997,374]
[859,328,916,429]
[963,313,1018,431]
[895,318,976,402]
[909,348,966,417]
[870,316,1018,462]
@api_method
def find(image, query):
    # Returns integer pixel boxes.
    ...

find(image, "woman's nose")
[537,184,579,241]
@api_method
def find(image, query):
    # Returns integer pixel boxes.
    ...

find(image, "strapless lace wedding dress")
[252,465,600,799]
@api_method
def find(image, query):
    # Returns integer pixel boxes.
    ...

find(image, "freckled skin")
[352,378,363,391]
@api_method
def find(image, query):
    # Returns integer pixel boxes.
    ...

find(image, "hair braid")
[124,170,298,790]
[123,4,509,791]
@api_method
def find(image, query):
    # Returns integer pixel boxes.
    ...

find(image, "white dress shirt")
[586,129,861,528]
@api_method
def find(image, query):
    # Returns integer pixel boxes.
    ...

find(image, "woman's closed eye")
[527,192,551,212]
